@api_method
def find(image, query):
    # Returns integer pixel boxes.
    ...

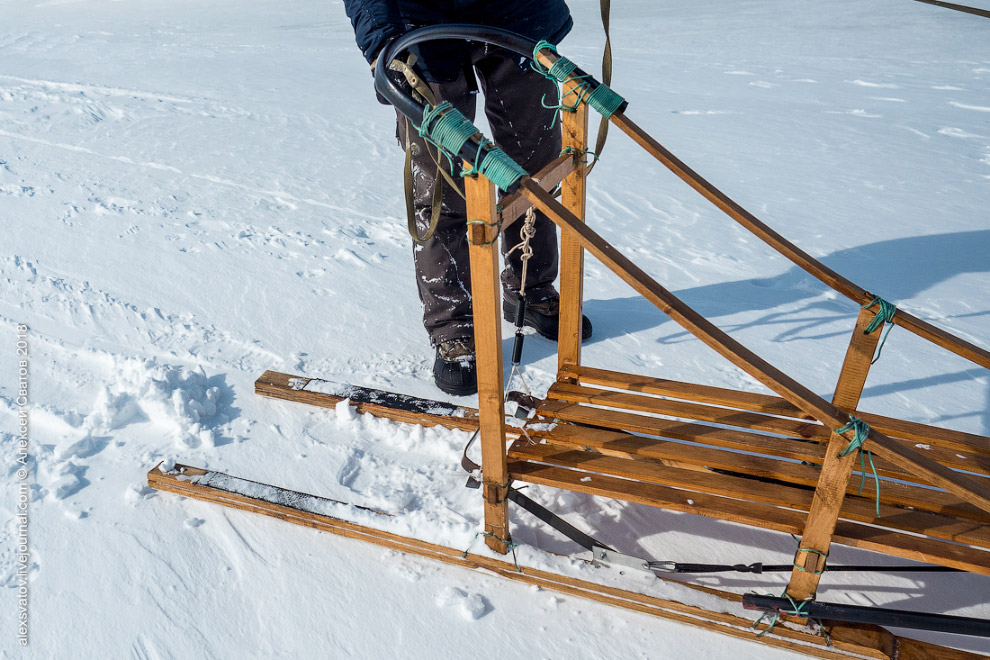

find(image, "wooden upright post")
[558,80,590,375]
[786,307,883,600]
[465,171,511,554]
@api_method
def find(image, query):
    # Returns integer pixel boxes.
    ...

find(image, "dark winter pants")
[396,45,561,347]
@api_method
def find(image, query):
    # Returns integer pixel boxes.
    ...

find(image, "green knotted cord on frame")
[531,40,625,119]
[416,101,479,175]
[417,102,527,193]
[837,415,881,516]
[862,296,897,364]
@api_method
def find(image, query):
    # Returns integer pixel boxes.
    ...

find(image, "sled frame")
[463,69,990,608]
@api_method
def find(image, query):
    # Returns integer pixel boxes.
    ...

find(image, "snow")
[1,0,989,658]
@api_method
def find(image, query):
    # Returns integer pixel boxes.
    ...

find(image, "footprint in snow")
[49,461,89,501]
[435,586,490,621]
[336,451,363,489]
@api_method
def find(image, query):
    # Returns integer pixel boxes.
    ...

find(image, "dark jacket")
[343,0,573,81]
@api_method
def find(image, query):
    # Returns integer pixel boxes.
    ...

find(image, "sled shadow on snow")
[509,491,990,654]
[510,228,990,372]
[538,230,990,415]
[581,229,990,342]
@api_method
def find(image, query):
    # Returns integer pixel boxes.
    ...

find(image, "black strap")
[462,437,611,553]
[507,487,613,552]
[653,562,961,574]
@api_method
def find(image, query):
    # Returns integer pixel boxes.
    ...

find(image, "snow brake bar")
[743,594,990,638]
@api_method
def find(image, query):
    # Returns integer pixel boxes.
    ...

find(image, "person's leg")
[472,47,561,303]
[395,71,478,347]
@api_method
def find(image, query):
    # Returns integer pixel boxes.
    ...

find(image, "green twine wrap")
[417,102,528,193]
[837,415,881,516]
[475,146,528,193]
[417,101,480,174]
[532,40,625,119]
[586,81,626,118]
[862,296,897,364]
[751,592,813,638]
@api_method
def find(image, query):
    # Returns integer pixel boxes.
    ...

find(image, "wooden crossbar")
[558,364,990,457]
[526,423,987,522]
[539,385,989,476]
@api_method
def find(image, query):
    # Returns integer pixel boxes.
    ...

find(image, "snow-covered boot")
[433,338,477,396]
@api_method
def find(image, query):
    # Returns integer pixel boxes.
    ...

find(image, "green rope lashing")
[751,591,813,638]
[418,102,527,194]
[837,415,881,516]
[476,146,528,193]
[548,56,579,82]
[465,218,502,245]
[585,81,626,118]
[416,101,480,175]
[531,40,562,78]
[862,296,897,364]
[460,530,521,572]
[531,40,626,120]
[793,547,829,575]
[560,145,599,165]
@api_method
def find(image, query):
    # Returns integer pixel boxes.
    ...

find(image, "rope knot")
[751,591,814,637]
[837,415,881,516]
[530,41,625,121]
[862,296,897,363]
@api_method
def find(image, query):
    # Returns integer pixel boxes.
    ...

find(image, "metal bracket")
[592,545,653,573]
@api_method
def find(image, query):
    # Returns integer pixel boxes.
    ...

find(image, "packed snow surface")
[2,0,989,658]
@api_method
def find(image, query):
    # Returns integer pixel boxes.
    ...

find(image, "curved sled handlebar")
[373,25,623,195]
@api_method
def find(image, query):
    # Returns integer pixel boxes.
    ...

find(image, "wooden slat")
[545,382,989,474]
[507,461,990,575]
[855,411,990,459]
[548,381,831,440]
[560,364,990,458]
[508,443,990,549]
[520,178,990,514]
[608,111,990,370]
[557,76,589,374]
[537,399,988,485]
[151,462,970,660]
[559,363,812,418]
[540,399,990,486]
[530,424,987,522]
[466,173,510,554]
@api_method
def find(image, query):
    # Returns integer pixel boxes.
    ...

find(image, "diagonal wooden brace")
[519,178,990,515]
[788,307,883,600]
[606,111,990,371]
